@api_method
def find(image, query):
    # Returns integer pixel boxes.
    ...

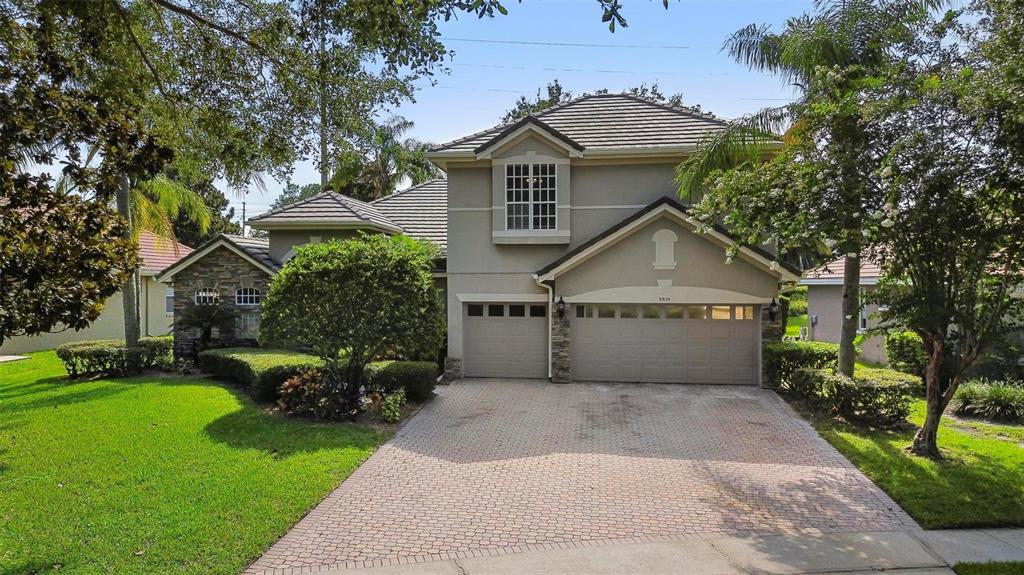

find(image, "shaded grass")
[786,314,808,337]
[807,399,1024,529]
[0,352,389,575]
[955,562,1024,575]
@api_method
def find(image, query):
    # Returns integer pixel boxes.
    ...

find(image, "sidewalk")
[310,529,1024,575]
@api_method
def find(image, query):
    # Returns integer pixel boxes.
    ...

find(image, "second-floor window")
[235,287,261,306]
[506,163,556,230]
[194,288,218,305]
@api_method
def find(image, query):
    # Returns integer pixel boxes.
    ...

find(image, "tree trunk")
[317,3,329,191]
[837,253,861,377]
[910,338,945,458]
[116,174,141,350]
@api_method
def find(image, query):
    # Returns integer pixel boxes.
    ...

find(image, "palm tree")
[356,116,440,200]
[677,0,947,376]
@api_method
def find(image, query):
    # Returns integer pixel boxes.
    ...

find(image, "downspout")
[533,274,553,380]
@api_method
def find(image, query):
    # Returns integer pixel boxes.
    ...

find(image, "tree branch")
[147,0,280,64]
[110,0,170,100]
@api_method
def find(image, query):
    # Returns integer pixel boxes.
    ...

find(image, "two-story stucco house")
[160,93,799,385]
[428,93,799,385]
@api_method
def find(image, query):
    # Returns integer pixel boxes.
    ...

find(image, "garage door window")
[530,305,547,317]
[597,305,616,318]
[488,304,504,317]
[641,305,661,319]
[686,305,707,320]
[710,305,732,320]
[735,305,756,320]
[619,306,638,319]
[509,304,526,317]
[665,305,684,319]
[468,304,484,316]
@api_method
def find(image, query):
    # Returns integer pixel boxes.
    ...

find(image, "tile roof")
[371,179,448,254]
[248,191,401,231]
[430,93,728,154]
[138,231,192,274]
[226,235,281,272]
[804,255,882,282]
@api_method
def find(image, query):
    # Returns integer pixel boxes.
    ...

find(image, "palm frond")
[130,189,175,240]
[138,175,211,236]
[675,105,793,196]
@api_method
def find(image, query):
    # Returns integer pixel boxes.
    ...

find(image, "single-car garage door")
[464,302,548,378]
[573,304,759,385]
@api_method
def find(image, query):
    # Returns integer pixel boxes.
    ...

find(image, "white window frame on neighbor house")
[505,162,557,231]
[165,287,174,316]
[235,287,261,306]
[194,288,218,305]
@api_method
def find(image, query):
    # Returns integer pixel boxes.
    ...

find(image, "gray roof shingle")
[431,93,728,154]
[227,235,280,272]
[248,191,401,231]
[372,179,447,254]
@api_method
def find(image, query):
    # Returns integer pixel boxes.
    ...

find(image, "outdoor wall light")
[768,298,779,321]
[556,297,566,319]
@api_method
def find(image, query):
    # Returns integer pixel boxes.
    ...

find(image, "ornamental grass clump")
[953,379,1024,424]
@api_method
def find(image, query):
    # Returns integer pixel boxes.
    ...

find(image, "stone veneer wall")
[551,304,571,383]
[171,246,272,358]
[760,302,784,343]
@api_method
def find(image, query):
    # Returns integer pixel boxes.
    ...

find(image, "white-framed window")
[165,287,175,315]
[194,288,218,305]
[506,163,556,230]
[235,287,262,306]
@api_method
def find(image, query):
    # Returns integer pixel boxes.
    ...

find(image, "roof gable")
[156,234,278,281]
[430,93,728,157]
[473,116,584,159]
[248,191,402,232]
[801,255,882,285]
[138,231,192,275]
[535,197,800,283]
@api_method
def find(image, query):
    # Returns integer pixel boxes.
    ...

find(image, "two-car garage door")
[572,304,759,385]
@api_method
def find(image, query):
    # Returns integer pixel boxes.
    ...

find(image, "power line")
[452,62,690,77]
[442,37,691,50]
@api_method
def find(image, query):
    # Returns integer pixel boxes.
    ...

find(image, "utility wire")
[442,37,691,49]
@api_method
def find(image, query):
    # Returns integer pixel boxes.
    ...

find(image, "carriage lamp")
[556,297,566,319]
[768,298,779,321]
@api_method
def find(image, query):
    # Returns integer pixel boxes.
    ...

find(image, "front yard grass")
[955,562,1024,575]
[808,399,1024,529]
[785,314,808,337]
[0,352,389,575]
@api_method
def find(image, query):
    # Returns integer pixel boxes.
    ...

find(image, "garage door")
[572,304,759,385]
[464,302,548,378]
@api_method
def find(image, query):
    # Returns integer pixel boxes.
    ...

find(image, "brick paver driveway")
[246,380,916,573]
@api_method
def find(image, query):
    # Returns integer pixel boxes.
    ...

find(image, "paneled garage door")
[464,303,548,378]
[573,304,759,385]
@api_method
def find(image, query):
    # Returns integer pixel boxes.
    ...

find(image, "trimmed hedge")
[56,336,173,378]
[885,331,928,378]
[953,379,1024,423]
[763,341,839,390]
[364,360,438,402]
[790,367,912,428]
[198,348,324,401]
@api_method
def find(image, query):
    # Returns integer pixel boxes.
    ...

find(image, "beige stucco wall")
[0,276,174,355]
[806,284,886,365]
[556,217,779,301]
[267,229,361,263]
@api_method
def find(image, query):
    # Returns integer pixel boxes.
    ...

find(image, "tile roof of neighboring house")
[138,231,192,275]
[430,93,729,154]
[803,255,882,283]
[248,191,401,232]
[371,179,447,254]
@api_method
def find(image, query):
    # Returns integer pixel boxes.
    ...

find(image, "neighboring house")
[156,180,447,358]
[800,256,887,365]
[0,232,192,355]
[428,93,799,385]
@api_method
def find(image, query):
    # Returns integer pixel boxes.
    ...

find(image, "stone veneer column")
[761,302,784,343]
[442,357,462,382]
[551,302,572,383]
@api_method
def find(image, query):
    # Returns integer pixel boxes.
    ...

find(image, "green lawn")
[956,562,1024,575]
[809,400,1024,529]
[786,314,808,337]
[0,352,389,575]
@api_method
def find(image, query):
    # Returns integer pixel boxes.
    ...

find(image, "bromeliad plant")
[259,234,443,416]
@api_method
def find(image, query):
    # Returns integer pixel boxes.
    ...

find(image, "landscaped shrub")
[953,379,1024,423]
[276,368,351,420]
[56,336,173,378]
[830,374,913,428]
[763,341,839,390]
[885,331,928,378]
[198,347,324,401]
[378,389,407,423]
[856,365,923,395]
[788,368,833,410]
[364,360,438,402]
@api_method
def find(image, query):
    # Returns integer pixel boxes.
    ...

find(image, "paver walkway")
[246,380,917,574]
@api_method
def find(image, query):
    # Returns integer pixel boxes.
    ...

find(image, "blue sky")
[240,0,813,220]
